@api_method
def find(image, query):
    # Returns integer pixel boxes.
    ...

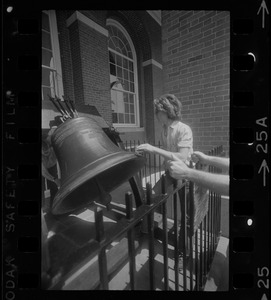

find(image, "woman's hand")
[136,143,156,154]
[167,159,190,180]
[191,151,208,165]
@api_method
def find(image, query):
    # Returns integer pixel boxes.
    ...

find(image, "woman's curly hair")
[154,94,182,120]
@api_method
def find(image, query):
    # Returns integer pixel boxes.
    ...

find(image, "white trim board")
[116,127,145,133]
[146,10,161,26]
[142,59,163,69]
[66,11,108,37]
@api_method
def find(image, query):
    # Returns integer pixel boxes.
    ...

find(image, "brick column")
[143,60,163,144]
[67,12,112,124]
[68,21,85,106]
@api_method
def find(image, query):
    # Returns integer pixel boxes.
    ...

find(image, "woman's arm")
[136,143,189,162]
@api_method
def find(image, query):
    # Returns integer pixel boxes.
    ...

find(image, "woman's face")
[156,111,168,127]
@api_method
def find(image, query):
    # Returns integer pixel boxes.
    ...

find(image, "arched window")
[107,19,139,127]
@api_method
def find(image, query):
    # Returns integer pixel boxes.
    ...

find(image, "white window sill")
[114,127,145,133]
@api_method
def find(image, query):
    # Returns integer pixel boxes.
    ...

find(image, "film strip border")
[230,1,270,299]
[2,2,270,300]
[3,4,42,300]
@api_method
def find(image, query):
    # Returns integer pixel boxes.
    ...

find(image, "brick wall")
[162,11,230,155]
[79,10,112,125]
[69,21,85,106]
[78,21,112,124]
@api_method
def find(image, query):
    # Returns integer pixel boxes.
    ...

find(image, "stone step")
[63,236,140,290]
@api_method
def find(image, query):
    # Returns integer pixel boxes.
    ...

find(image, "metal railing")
[48,144,224,290]
[123,140,165,189]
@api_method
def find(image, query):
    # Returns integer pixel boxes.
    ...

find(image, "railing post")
[211,195,215,258]
[180,180,187,291]
[207,193,211,269]
[146,182,155,290]
[199,222,203,290]
[188,178,194,291]
[213,199,216,255]
[218,190,221,241]
[213,148,217,254]
[212,149,215,257]
[208,149,213,266]
[154,145,157,184]
[173,179,179,290]
[195,228,199,290]
[203,215,207,283]
[125,192,136,290]
[215,194,218,248]
[158,141,161,177]
[95,207,108,290]
[219,194,222,236]
[161,174,169,290]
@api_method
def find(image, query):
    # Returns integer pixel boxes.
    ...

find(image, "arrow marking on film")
[258,159,269,187]
[257,0,269,29]
[261,293,268,300]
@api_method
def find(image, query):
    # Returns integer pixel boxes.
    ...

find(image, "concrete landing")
[204,236,229,291]
[108,233,229,291]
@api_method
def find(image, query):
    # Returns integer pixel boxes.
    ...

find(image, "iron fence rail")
[50,144,224,290]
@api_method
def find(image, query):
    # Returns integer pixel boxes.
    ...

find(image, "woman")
[136,94,193,192]
[136,94,193,269]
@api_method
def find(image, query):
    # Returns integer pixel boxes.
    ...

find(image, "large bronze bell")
[50,117,146,215]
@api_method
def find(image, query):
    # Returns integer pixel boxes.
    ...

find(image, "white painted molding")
[147,10,161,25]
[116,127,145,133]
[142,59,163,69]
[66,11,108,37]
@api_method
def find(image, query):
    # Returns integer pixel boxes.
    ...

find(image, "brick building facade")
[42,10,163,143]
[162,11,230,154]
[42,10,229,154]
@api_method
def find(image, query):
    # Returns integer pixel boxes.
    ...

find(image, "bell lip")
[51,152,145,215]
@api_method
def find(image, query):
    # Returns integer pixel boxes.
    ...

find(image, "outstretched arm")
[168,159,229,196]
[136,143,189,162]
[188,168,229,196]
[192,151,229,172]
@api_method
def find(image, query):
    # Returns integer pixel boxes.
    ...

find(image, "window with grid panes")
[108,23,139,126]
[42,11,63,101]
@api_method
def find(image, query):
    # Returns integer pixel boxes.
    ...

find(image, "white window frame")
[42,10,64,101]
[107,19,140,128]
